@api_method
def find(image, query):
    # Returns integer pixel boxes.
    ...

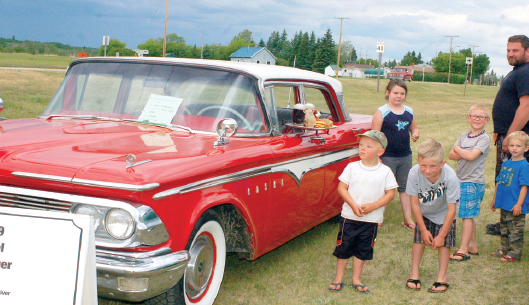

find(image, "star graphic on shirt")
[395,120,410,131]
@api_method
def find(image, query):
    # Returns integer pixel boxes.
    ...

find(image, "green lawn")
[1,70,526,304]
[0,52,74,69]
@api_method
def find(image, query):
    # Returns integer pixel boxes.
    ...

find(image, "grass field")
[0,52,74,69]
[1,70,527,305]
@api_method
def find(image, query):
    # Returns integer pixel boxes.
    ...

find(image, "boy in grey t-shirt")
[448,104,490,261]
[405,139,460,293]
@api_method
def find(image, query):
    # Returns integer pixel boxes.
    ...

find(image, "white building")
[230,47,277,65]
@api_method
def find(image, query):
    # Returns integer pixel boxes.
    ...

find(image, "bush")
[276,58,289,66]
[12,46,28,53]
[412,72,466,84]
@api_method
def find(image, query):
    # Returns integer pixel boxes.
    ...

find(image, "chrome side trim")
[11,172,72,183]
[12,171,159,191]
[153,147,359,200]
[72,178,159,191]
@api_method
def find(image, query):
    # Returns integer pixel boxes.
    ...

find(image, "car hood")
[0,119,272,193]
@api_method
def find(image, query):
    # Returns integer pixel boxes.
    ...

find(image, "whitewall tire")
[183,220,226,305]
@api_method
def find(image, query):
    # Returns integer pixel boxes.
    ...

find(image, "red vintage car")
[0,58,371,304]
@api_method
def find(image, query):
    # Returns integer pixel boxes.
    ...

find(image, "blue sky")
[1,0,528,76]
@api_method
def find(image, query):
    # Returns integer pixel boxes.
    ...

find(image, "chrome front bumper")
[96,247,190,302]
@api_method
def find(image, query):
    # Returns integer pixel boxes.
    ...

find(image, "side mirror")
[214,118,238,146]
[0,97,5,121]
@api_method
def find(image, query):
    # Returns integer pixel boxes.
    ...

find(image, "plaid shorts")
[414,216,456,247]
[458,182,485,218]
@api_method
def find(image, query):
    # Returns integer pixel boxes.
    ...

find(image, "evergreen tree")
[312,29,335,73]
[258,38,265,47]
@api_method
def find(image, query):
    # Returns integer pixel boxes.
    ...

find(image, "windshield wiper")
[41,114,120,121]
[122,119,194,134]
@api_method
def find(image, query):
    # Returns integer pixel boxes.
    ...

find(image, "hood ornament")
[126,154,152,169]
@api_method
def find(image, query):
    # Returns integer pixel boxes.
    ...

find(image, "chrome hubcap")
[185,234,214,300]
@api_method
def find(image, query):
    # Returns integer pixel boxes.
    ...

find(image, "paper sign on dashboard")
[138,94,183,125]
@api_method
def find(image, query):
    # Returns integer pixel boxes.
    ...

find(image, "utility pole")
[469,44,479,85]
[446,35,458,84]
[163,0,168,57]
[201,31,204,59]
[365,50,368,65]
[334,17,349,77]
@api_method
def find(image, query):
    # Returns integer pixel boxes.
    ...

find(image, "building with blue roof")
[230,47,277,65]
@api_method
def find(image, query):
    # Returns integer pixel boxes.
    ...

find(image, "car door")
[261,82,333,250]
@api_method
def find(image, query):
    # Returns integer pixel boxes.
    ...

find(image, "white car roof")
[75,57,344,94]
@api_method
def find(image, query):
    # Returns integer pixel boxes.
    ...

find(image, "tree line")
[0,37,99,56]
[98,29,337,74]
[1,30,492,80]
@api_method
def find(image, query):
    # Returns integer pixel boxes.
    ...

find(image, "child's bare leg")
[330,258,348,290]
[431,246,450,292]
[468,218,478,253]
[351,256,368,292]
[407,243,424,289]
[456,218,473,255]
[400,192,415,227]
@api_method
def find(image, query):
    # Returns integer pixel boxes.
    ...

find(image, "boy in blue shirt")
[491,131,529,262]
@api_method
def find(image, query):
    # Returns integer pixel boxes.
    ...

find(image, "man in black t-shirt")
[488,35,529,235]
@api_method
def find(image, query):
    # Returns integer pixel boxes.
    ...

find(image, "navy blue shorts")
[333,218,378,261]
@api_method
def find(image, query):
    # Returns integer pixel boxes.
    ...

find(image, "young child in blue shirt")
[491,131,529,262]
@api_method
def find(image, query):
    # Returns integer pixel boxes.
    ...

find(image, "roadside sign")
[377,42,384,53]
[466,57,473,66]
[102,36,110,46]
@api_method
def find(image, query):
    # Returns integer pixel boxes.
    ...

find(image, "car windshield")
[42,62,268,134]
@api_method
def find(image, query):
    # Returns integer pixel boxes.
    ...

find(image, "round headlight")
[74,204,101,231]
[105,209,135,240]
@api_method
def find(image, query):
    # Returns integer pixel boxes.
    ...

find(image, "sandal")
[401,222,415,231]
[468,252,479,256]
[328,282,344,292]
[491,250,504,257]
[349,283,370,294]
[427,282,449,293]
[405,279,421,291]
[450,252,471,262]
[500,255,519,262]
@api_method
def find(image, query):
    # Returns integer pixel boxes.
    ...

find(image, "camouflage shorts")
[500,209,526,260]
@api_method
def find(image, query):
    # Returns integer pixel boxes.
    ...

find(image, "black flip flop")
[405,279,421,291]
[427,282,449,293]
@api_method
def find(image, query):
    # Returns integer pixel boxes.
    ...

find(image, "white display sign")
[138,94,183,125]
[0,207,97,305]
[377,42,384,53]
[466,57,473,65]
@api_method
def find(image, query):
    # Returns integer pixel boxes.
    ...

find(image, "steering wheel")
[196,105,253,131]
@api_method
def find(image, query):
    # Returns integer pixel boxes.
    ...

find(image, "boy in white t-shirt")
[329,130,398,293]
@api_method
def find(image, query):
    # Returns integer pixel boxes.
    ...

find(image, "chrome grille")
[0,192,73,212]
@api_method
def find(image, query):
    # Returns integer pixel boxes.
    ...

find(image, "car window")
[43,63,267,134]
[303,87,332,118]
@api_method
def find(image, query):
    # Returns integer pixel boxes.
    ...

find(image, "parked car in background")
[390,66,414,82]
[0,57,372,305]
